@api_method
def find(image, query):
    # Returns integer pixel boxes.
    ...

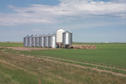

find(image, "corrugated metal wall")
[63,31,72,48]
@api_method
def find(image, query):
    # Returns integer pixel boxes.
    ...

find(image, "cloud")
[0,14,52,26]
[111,0,126,3]
[0,0,126,26]
[58,0,126,16]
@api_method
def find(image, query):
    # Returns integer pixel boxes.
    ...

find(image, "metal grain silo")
[63,31,72,48]
[36,35,40,47]
[35,35,39,47]
[27,35,31,47]
[45,35,49,48]
[39,35,42,47]
[37,36,40,47]
[25,35,29,47]
[42,36,45,47]
[24,36,28,47]
[32,35,35,47]
[48,35,52,48]
[56,29,65,48]
[28,35,32,47]
[50,34,56,48]
[43,36,46,47]
[34,35,37,47]
[23,37,25,47]
[27,36,30,47]
[39,35,45,47]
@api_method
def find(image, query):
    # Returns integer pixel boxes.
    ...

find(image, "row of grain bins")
[24,34,56,48]
[23,29,72,48]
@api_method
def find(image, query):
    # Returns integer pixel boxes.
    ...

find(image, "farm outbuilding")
[23,29,72,48]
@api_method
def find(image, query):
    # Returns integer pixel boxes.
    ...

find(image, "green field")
[20,43,126,68]
[0,42,23,47]
[0,42,126,84]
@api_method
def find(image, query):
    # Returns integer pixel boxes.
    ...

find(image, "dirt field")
[6,47,57,51]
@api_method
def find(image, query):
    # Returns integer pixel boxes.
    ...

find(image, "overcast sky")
[0,0,126,42]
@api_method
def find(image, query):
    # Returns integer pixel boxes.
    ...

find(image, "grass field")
[0,42,126,84]
[20,43,126,69]
[0,42,23,47]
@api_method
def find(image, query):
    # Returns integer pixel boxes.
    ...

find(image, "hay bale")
[72,45,96,49]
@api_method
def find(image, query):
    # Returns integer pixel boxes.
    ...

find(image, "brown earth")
[6,47,57,51]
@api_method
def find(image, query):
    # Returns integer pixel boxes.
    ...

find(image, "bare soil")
[7,47,56,51]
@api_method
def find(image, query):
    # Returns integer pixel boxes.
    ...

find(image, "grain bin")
[51,34,56,48]
[24,36,28,47]
[43,36,46,47]
[48,35,52,48]
[63,31,72,48]
[26,35,29,47]
[29,35,33,47]
[56,29,65,48]
[41,36,45,47]
[37,36,40,47]
[39,35,45,47]
[35,35,39,47]
[39,35,43,47]
[27,35,32,47]
[45,35,49,48]
[35,35,37,47]
[31,35,35,47]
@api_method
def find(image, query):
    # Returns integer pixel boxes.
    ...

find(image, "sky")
[0,0,126,42]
